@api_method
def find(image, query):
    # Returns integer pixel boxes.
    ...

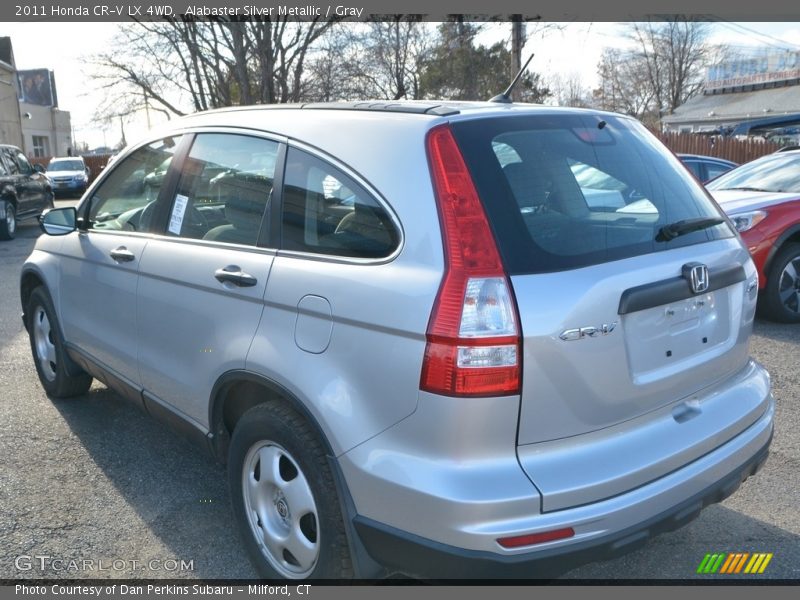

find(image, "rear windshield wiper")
[656,217,725,242]
[717,186,771,192]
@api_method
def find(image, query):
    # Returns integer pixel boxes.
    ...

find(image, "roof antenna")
[490,54,535,104]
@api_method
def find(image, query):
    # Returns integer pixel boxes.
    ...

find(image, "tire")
[762,242,800,323]
[228,402,353,580]
[27,287,93,398]
[0,199,16,241]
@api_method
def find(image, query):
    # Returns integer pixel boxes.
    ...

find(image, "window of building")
[31,136,49,158]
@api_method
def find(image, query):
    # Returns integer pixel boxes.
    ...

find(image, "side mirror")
[85,167,92,178]
[40,207,77,236]
[33,164,45,174]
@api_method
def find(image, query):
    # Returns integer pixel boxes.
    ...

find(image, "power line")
[711,20,800,52]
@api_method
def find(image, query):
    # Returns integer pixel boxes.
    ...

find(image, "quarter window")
[168,133,279,247]
[281,148,398,258]
[87,137,182,232]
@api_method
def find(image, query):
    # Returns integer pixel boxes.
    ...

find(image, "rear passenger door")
[136,132,282,431]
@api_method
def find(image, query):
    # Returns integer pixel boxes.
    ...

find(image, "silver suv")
[21,102,774,579]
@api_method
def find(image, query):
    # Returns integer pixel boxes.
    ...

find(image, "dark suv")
[0,144,53,240]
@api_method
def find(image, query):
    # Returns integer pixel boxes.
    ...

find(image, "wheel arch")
[208,370,336,465]
[20,267,47,332]
[764,224,800,281]
[1,187,18,207]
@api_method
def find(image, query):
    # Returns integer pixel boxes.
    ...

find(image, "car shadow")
[50,385,258,579]
[752,317,800,345]
[561,502,800,580]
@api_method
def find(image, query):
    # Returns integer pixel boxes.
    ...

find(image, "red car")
[708,148,800,322]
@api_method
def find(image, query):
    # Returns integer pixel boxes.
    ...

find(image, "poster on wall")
[17,68,58,106]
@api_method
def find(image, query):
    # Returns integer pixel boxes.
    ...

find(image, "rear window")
[451,114,733,274]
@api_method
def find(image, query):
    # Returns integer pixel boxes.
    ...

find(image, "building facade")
[0,39,24,148]
[0,37,72,157]
[663,50,800,137]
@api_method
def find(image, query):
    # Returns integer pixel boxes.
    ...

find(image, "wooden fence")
[654,132,782,165]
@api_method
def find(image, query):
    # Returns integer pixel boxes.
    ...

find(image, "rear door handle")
[110,247,136,262]
[214,265,258,287]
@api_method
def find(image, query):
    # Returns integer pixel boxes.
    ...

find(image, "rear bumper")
[339,362,774,578]
[353,431,771,579]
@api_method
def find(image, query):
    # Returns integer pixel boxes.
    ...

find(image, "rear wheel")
[763,242,800,323]
[0,199,16,240]
[27,287,93,397]
[228,402,353,579]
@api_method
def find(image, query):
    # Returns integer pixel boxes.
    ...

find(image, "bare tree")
[548,73,593,108]
[91,18,338,119]
[628,20,711,115]
[594,47,658,121]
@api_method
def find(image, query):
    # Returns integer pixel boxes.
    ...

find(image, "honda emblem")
[682,262,710,294]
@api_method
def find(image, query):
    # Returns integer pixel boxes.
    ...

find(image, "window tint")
[452,115,733,274]
[88,137,182,232]
[281,148,398,258]
[169,133,279,246]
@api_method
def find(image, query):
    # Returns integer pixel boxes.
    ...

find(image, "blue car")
[46,157,90,197]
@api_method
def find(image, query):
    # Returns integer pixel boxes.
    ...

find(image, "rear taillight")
[420,126,521,397]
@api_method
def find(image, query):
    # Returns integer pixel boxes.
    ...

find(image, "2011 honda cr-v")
[21,101,774,579]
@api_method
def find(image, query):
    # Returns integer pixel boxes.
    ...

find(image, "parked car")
[677,153,738,183]
[707,148,800,322]
[0,144,53,240]
[21,102,773,579]
[46,156,91,197]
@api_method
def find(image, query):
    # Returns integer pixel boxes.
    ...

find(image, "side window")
[683,160,703,180]
[168,133,279,246]
[3,149,19,175]
[0,153,8,176]
[15,151,34,175]
[88,136,182,232]
[706,163,731,181]
[281,148,399,258]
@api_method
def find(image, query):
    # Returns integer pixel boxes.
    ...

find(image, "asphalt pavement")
[1,208,798,581]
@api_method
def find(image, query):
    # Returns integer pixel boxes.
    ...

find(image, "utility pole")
[511,16,525,102]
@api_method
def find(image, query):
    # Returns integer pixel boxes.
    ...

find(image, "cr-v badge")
[559,322,617,341]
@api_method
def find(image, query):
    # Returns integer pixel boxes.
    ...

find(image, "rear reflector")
[497,528,575,549]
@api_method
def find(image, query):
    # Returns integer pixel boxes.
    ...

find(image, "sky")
[2,21,800,150]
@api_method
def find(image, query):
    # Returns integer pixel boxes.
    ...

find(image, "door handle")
[110,247,136,262]
[214,265,258,287]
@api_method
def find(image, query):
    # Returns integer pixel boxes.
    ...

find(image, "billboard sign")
[17,68,57,106]
[706,51,800,92]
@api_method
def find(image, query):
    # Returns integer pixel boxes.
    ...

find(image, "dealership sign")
[706,51,800,91]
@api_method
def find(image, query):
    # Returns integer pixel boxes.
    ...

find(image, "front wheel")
[0,199,16,240]
[228,403,353,579]
[27,287,93,397]
[762,243,800,323]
